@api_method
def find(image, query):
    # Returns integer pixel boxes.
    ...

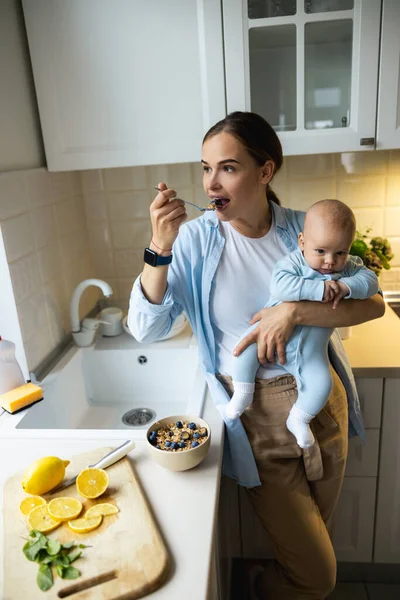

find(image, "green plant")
[350,228,394,277]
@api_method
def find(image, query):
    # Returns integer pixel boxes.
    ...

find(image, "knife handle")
[91,440,135,470]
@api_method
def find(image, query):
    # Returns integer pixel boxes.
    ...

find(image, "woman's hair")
[202,111,283,205]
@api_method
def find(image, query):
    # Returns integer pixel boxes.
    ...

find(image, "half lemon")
[76,468,109,499]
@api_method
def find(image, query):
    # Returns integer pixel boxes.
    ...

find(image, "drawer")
[355,378,383,428]
[345,429,380,477]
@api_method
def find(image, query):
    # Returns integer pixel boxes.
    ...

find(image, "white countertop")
[0,394,224,600]
[341,303,400,377]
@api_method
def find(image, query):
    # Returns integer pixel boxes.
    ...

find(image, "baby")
[226,199,379,449]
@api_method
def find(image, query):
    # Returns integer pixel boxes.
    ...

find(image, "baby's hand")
[332,281,350,309]
[322,280,337,303]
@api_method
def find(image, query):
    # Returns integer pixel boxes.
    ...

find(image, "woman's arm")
[291,293,385,328]
[233,294,385,367]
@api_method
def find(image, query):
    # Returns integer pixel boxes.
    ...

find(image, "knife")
[50,440,135,494]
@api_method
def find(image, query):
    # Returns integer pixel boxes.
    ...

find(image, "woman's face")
[201,132,273,222]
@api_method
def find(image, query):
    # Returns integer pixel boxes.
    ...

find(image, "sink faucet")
[70,279,113,347]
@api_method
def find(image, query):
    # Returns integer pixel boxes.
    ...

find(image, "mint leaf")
[23,537,47,561]
[37,564,53,591]
[55,564,65,578]
[47,539,61,556]
[67,548,82,563]
[61,566,81,580]
[61,541,74,549]
[52,554,70,567]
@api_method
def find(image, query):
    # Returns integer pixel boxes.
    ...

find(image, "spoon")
[153,186,215,212]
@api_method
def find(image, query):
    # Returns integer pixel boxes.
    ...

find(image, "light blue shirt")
[128,201,366,488]
[268,248,380,305]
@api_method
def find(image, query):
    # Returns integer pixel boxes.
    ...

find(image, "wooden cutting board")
[2,447,170,599]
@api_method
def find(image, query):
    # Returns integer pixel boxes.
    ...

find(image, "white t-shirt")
[210,215,288,379]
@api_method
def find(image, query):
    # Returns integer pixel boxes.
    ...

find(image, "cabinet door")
[376,0,400,149]
[22,0,226,171]
[333,476,377,562]
[223,0,381,156]
[374,378,400,563]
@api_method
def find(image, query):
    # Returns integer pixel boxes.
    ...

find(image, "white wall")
[0,0,44,171]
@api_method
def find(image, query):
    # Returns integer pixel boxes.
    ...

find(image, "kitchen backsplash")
[1,149,399,370]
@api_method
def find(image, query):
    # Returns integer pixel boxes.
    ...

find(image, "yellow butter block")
[0,383,43,414]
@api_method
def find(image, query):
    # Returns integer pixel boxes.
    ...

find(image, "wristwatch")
[144,247,173,267]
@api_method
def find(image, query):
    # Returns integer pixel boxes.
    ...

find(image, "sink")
[2,331,207,440]
[388,302,400,318]
[385,291,400,319]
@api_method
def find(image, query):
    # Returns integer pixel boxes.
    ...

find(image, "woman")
[128,112,384,599]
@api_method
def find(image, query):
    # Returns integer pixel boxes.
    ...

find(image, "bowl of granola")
[146,415,211,471]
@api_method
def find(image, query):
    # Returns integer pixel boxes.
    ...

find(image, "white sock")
[226,381,255,419]
[286,404,315,449]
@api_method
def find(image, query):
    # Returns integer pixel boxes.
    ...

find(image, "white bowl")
[146,415,211,472]
[122,313,188,341]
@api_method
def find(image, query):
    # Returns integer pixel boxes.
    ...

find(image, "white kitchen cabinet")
[376,0,400,149]
[333,476,377,562]
[374,378,400,563]
[22,0,226,171]
[222,0,382,156]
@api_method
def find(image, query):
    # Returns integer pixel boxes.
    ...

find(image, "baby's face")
[298,221,353,274]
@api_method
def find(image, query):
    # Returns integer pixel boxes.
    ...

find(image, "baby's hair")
[305,199,356,241]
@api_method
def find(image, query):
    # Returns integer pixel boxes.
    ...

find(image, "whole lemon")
[22,456,70,495]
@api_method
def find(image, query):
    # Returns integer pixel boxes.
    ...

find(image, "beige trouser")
[218,366,348,600]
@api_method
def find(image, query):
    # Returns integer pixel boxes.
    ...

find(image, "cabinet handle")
[360,137,375,146]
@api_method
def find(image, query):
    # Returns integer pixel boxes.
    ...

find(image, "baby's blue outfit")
[233,248,379,416]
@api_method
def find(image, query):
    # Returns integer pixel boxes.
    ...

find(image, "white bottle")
[0,336,25,396]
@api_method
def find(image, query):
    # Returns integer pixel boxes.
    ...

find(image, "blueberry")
[181,431,190,440]
[171,442,179,450]
[169,431,174,437]
[188,422,197,430]
[191,441,199,448]
[156,445,161,449]
[165,441,171,447]
[176,421,183,428]
[193,432,200,439]
[178,441,186,448]
[199,427,208,437]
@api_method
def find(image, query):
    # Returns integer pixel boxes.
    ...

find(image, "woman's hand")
[150,182,187,251]
[233,304,296,367]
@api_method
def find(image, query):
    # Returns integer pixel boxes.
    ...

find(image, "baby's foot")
[226,381,255,419]
[286,404,315,449]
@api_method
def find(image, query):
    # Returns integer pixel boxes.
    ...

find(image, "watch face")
[144,248,158,267]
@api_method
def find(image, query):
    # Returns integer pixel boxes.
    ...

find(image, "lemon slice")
[76,468,109,499]
[85,503,119,518]
[68,515,102,533]
[48,497,83,521]
[27,504,61,533]
[19,495,46,516]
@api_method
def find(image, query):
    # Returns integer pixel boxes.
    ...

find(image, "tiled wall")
[82,149,400,299]
[1,149,399,371]
[0,169,97,371]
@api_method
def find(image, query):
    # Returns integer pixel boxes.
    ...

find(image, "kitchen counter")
[0,393,225,600]
[341,303,400,378]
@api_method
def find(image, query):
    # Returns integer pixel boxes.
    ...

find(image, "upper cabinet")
[223,0,382,156]
[376,0,400,149]
[22,0,400,169]
[21,0,226,171]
